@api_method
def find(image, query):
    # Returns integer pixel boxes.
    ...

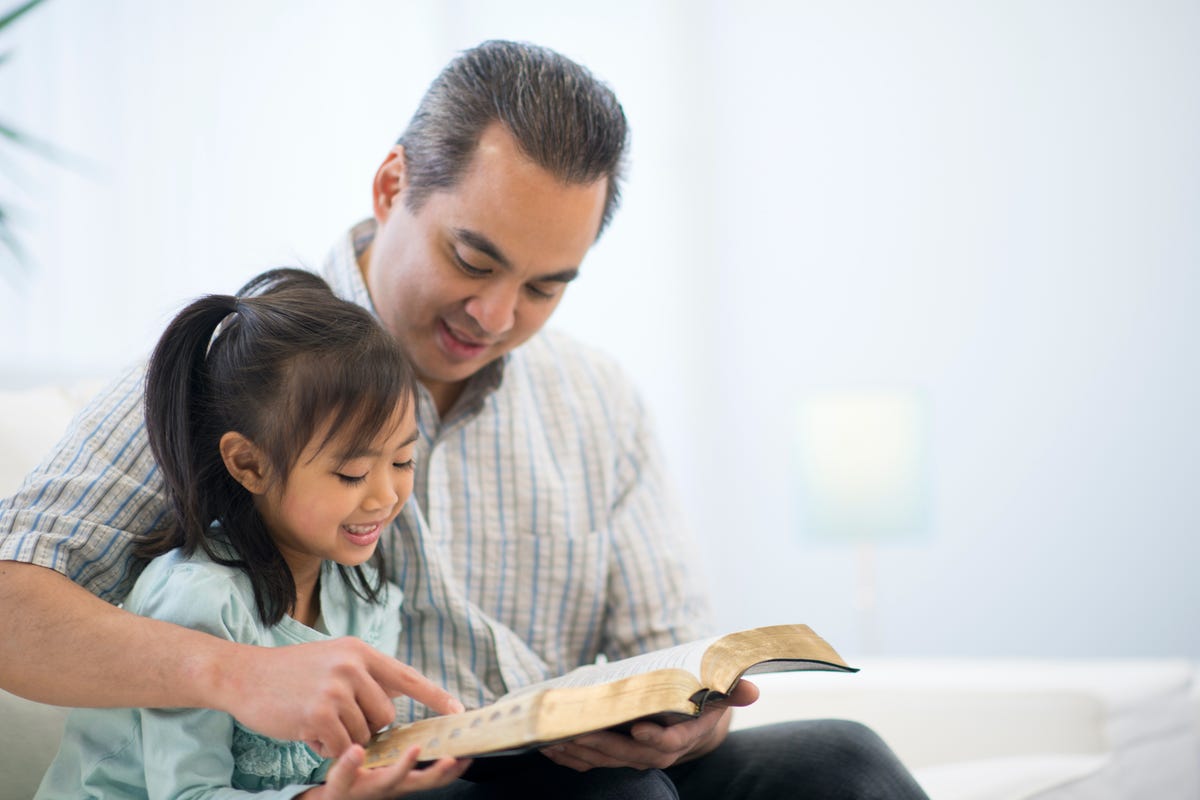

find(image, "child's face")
[258,400,418,575]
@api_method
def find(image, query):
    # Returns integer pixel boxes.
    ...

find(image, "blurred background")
[1,0,1196,661]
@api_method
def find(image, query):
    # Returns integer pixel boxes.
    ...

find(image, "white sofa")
[2,380,1199,800]
[734,662,1200,799]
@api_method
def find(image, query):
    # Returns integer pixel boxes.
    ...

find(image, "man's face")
[362,123,608,412]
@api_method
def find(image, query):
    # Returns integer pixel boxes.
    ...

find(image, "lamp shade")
[794,390,930,544]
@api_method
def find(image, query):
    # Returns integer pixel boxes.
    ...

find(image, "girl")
[36,269,468,799]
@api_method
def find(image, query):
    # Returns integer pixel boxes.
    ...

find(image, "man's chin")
[416,355,490,391]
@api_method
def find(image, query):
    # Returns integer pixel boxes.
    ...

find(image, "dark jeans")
[409,719,930,799]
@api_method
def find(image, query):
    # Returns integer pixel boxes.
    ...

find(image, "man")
[0,41,927,798]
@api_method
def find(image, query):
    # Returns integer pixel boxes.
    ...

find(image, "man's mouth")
[437,319,490,360]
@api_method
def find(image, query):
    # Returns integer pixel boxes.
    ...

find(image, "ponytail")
[141,295,240,557]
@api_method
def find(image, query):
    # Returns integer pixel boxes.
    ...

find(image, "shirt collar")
[321,218,378,313]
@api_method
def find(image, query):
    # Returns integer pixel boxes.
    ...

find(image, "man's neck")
[423,378,466,419]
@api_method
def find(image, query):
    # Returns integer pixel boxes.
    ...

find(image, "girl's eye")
[335,473,367,485]
[394,460,416,472]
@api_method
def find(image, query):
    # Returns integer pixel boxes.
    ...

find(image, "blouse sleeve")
[128,557,318,800]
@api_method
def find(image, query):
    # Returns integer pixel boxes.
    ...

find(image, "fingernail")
[633,729,652,743]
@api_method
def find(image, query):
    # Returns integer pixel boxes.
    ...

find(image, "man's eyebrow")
[534,267,580,284]
[454,228,511,268]
[453,227,580,283]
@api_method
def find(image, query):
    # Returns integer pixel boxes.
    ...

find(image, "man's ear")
[372,145,409,223]
[219,432,270,495]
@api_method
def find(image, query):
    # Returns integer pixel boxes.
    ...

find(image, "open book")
[364,623,855,765]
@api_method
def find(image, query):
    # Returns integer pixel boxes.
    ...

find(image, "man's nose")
[465,282,518,337]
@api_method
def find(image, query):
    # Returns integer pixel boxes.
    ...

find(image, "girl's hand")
[300,744,470,799]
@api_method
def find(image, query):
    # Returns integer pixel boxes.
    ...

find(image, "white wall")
[701,0,1200,659]
[1,0,1196,660]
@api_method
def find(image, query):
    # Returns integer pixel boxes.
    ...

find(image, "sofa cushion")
[0,689,70,800]
[916,755,1114,800]
[0,381,107,800]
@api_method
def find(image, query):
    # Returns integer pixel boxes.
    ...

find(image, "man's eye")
[336,473,367,485]
[453,252,489,277]
[526,283,555,299]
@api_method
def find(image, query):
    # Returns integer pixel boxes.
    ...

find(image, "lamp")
[794,390,930,654]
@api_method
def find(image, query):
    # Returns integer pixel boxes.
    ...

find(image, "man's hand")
[217,637,465,758]
[540,679,759,772]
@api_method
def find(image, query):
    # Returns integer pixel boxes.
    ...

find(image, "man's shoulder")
[499,330,646,433]
[514,328,632,387]
[60,362,149,438]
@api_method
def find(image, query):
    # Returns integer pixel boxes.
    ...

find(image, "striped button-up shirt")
[0,220,712,717]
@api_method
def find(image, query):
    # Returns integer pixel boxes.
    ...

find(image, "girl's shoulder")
[125,547,267,644]
[319,561,402,652]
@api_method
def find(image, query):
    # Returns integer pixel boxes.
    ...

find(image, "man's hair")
[399,40,629,236]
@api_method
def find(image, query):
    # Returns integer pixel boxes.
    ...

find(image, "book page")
[502,635,723,701]
[697,624,856,692]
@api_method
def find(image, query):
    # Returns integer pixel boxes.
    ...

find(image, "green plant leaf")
[1,0,52,285]
[0,117,64,160]
[0,0,46,32]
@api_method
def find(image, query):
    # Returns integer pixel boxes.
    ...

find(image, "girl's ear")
[220,432,270,495]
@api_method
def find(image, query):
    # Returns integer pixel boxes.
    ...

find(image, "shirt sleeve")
[601,377,714,660]
[0,365,168,604]
[130,558,316,800]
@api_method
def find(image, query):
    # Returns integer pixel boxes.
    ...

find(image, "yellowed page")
[502,636,722,700]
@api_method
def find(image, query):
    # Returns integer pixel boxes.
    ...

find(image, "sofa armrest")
[730,658,1200,800]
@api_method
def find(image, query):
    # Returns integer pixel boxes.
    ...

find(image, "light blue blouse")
[36,546,401,799]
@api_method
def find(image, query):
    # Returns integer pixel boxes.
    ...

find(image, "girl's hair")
[137,268,417,626]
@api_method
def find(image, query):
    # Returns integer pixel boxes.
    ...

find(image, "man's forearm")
[0,560,465,756]
[0,561,228,709]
